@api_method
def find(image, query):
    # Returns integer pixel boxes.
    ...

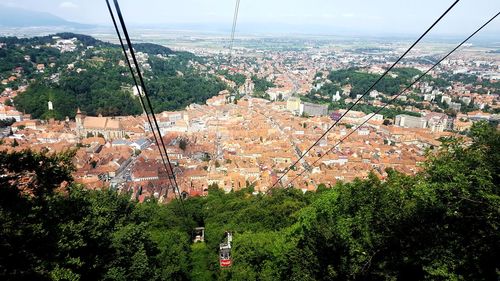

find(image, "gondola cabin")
[219,232,232,268]
[193,227,205,243]
[219,244,231,267]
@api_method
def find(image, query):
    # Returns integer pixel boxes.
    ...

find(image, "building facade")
[395,115,427,129]
[75,109,125,140]
[300,102,328,117]
[286,97,301,114]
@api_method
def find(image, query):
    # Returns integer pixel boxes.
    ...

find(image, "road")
[110,155,137,188]
[251,106,312,173]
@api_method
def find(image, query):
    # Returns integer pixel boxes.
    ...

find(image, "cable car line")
[285,11,500,189]
[110,0,187,215]
[110,0,182,203]
[101,0,497,271]
[268,0,460,192]
[209,1,242,268]
[209,0,241,183]
[105,0,176,201]
[106,0,187,216]
[229,0,241,61]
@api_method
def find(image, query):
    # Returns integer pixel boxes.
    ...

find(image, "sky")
[1,0,499,36]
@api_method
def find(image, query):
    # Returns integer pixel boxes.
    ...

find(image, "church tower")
[75,108,84,137]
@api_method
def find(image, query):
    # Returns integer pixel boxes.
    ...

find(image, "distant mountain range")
[0,5,94,28]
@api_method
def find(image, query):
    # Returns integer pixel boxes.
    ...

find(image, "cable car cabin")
[219,243,231,267]
[193,227,205,243]
[219,232,232,268]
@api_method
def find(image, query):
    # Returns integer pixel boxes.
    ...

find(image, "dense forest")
[306,67,498,117]
[0,33,226,119]
[320,67,460,98]
[306,68,421,104]
[1,121,498,280]
[304,68,424,119]
[327,67,423,97]
[147,55,226,112]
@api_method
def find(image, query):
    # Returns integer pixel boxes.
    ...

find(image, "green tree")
[280,122,500,280]
[179,139,187,151]
[0,150,194,281]
[0,118,16,128]
[0,150,75,279]
[0,121,499,280]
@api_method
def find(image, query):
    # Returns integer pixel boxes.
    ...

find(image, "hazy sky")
[1,0,499,36]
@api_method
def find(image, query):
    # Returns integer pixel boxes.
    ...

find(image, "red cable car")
[219,232,232,268]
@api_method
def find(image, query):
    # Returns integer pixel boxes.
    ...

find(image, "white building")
[0,107,23,122]
[441,95,452,104]
[332,91,341,102]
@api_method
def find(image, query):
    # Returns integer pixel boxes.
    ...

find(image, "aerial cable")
[229,0,241,61]
[110,0,187,215]
[285,11,500,189]
[268,0,460,191]
[209,0,241,177]
[105,0,175,201]
[107,0,187,216]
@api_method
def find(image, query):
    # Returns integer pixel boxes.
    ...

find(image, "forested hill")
[0,33,226,119]
[1,121,499,280]
[0,33,112,47]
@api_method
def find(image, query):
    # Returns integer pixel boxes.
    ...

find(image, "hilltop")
[0,33,226,119]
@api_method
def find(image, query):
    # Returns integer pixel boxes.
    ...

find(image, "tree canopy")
[1,122,499,280]
[3,34,226,119]
[327,68,422,96]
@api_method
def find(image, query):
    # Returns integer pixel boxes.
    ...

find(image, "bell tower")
[75,108,84,137]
